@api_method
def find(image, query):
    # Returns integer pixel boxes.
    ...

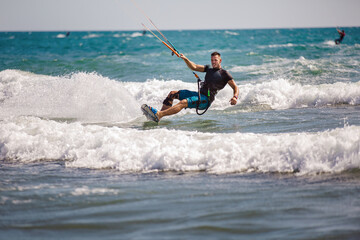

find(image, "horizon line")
[1,25,359,33]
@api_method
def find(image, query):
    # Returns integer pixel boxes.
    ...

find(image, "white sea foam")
[115,32,147,38]
[225,31,239,36]
[122,77,360,111]
[1,70,359,174]
[0,70,139,122]
[258,43,296,49]
[56,34,67,38]
[2,70,360,121]
[130,32,143,37]
[72,186,119,196]
[82,34,101,39]
[324,40,336,46]
[0,116,359,174]
[236,78,360,109]
[268,43,295,48]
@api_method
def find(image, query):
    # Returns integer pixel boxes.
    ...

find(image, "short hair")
[211,52,221,57]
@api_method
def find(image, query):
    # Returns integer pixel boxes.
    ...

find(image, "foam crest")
[124,79,360,110]
[82,33,101,39]
[72,186,120,196]
[3,70,359,121]
[236,79,360,109]
[0,70,139,122]
[125,78,360,111]
[56,34,67,38]
[265,43,296,48]
[225,31,239,36]
[0,116,359,175]
[324,40,336,46]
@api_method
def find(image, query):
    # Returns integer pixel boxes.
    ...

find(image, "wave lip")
[235,79,360,110]
[2,70,360,122]
[1,117,359,175]
[0,70,139,123]
[121,78,360,112]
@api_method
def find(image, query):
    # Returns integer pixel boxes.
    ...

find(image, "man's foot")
[141,104,159,123]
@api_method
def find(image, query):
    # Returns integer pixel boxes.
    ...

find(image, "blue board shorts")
[179,90,210,110]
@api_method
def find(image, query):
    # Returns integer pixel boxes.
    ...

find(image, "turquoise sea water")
[1,28,360,239]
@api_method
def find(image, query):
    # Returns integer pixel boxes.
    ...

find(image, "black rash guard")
[339,32,345,40]
[200,65,233,103]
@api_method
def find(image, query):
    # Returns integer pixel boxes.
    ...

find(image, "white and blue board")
[141,104,159,123]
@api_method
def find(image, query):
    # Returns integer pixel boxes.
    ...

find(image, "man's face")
[211,55,222,69]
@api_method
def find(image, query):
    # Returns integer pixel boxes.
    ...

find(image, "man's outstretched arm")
[180,54,205,72]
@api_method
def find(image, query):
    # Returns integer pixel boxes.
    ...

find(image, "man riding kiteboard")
[142,52,239,122]
[335,28,345,45]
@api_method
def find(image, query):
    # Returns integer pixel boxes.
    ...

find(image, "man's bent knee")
[163,91,179,106]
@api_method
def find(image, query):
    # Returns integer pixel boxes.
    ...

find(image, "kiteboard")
[141,104,159,123]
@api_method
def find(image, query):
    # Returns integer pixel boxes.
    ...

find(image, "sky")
[0,0,359,31]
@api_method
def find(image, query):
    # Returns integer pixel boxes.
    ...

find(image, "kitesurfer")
[145,52,239,122]
[335,28,345,45]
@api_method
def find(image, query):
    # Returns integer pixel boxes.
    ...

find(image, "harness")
[193,72,210,115]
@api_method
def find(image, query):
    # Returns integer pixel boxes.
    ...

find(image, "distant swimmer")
[335,28,345,45]
[142,52,239,122]
[66,32,70,37]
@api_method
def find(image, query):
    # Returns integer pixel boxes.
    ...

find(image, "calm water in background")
[1,28,360,239]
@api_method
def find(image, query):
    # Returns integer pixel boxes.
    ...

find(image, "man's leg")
[157,99,188,120]
[161,91,179,111]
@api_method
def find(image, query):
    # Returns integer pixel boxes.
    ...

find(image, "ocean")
[1,28,360,239]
